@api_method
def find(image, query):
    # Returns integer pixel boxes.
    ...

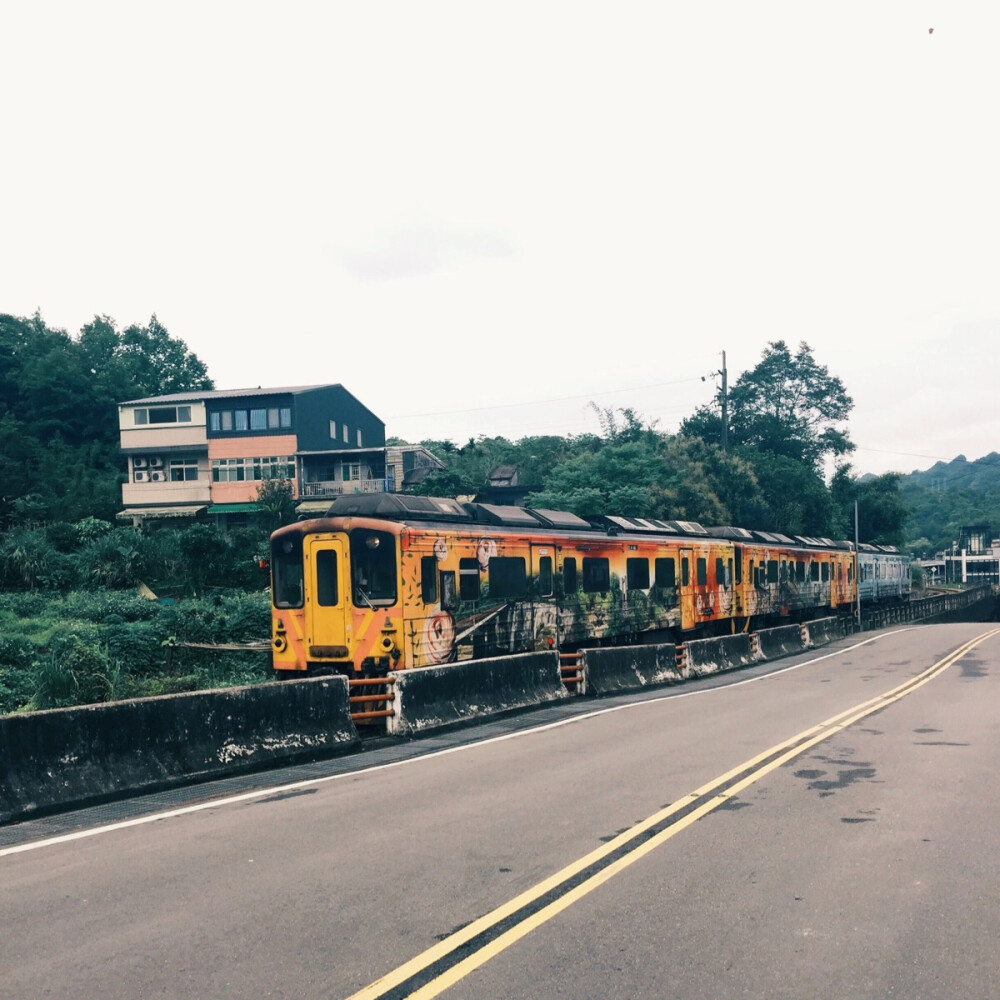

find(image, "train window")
[272,535,304,608]
[537,556,553,596]
[848,564,853,583]
[655,557,676,588]
[796,560,806,582]
[822,562,830,582]
[420,556,437,603]
[491,556,528,598]
[316,549,339,607]
[682,557,690,586]
[627,558,650,589]
[767,560,779,584]
[459,558,481,601]
[583,557,610,594]
[715,557,725,586]
[350,529,396,605]
[563,557,578,593]
[733,547,743,585]
[696,558,707,586]
[838,563,844,581]
[810,561,820,582]
[440,570,457,611]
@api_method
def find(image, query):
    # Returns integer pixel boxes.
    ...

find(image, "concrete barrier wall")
[0,677,359,825]
[683,633,759,678]
[581,644,683,696]
[755,624,807,661]
[388,652,567,736]
[802,616,844,648]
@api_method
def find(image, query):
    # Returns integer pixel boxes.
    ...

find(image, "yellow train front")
[270,495,861,679]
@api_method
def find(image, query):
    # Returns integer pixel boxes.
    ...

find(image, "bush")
[0,588,273,715]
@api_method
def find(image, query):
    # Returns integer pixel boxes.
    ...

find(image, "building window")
[211,456,294,482]
[329,420,337,439]
[169,458,199,482]
[234,410,249,431]
[347,463,361,481]
[357,429,363,447]
[209,412,221,432]
[343,424,349,443]
[250,408,267,430]
[280,408,291,427]
[133,405,191,426]
[268,408,280,429]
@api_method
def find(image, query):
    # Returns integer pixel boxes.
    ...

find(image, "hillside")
[900,453,1000,557]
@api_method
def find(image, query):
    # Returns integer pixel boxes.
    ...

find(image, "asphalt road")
[3,622,999,1000]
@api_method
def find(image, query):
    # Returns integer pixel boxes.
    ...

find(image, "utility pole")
[720,350,728,453]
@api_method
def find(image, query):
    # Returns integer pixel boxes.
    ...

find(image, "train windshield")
[271,534,304,608]
[350,528,396,606]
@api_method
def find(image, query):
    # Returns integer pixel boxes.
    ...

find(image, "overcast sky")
[2,1,997,477]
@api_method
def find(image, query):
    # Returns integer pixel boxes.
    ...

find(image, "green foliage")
[0,309,212,526]
[255,478,297,533]
[683,341,854,471]
[740,453,834,536]
[830,467,910,547]
[0,589,272,715]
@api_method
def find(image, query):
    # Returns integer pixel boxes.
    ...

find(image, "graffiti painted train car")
[269,494,879,678]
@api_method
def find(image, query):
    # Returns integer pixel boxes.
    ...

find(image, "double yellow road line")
[347,628,1000,1000]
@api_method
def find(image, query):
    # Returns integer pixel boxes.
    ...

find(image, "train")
[269,493,911,678]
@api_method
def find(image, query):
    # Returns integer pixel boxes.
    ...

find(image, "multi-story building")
[117,384,443,527]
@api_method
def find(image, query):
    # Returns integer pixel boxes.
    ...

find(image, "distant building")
[117,384,442,527]
[473,465,542,507]
[918,525,1000,585]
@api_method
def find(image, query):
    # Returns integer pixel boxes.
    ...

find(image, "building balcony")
[122,482,213,506]
[299,478,392,497]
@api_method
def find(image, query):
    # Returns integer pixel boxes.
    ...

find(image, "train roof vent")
[752,531,783,543]
[325,494,473,522]
[526,508,594,530]
[710,526,756,541]
[670,520,709,536]
[469,503,546,527]
[597,515,671,534]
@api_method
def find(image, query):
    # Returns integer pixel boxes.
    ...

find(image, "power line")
[385,376,706,420]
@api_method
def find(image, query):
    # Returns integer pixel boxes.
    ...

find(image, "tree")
[526,438,725,521]
[830,466,910,547]
[742,453,834,536]
[255,478,297,533]
[684,341,854,470]
[115,314,214,398]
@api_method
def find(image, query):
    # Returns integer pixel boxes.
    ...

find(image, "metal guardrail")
[348,676,395,723]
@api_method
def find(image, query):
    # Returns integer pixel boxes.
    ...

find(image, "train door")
[304,535,348,658]
[531,544,556,648]
[679,547,697,631]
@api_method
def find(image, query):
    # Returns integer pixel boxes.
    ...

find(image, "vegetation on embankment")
[0,589,271,716]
